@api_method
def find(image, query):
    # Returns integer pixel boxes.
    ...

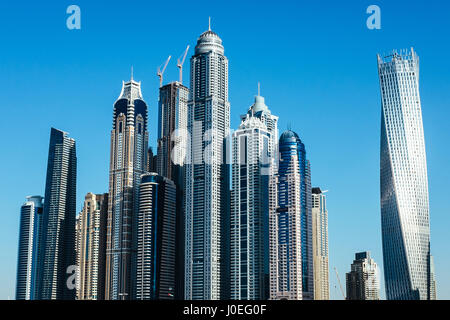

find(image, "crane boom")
[157,55,171,87]
[334,267,346,299]
[177,45,190,84]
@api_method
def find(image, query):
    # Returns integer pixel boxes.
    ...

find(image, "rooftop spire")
[131,65,134,80]
[258,82,260,96]
[208,16,211,31]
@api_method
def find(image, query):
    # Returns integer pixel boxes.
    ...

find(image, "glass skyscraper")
[38,128,77,300]
[378,48,435,300]
[77,192,108,300]
[105,76,148,300]
[346,251,379,300]
[312,187,329,300]
[16,196,44,300]
[134,173,177,300]
[184,24,230,300]
[230,94,278,300]
[156,81,189,299]
[269,130,313,300]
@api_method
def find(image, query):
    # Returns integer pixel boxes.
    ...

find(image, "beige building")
[312,187,329,300]
[77,192,108,300]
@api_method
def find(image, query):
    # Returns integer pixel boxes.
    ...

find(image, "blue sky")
[0,0,449,300]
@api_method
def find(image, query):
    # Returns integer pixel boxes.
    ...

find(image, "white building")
[312,187,329,300]
[184,24,231,300]
[378,48,435,300]
[230,95,277,300]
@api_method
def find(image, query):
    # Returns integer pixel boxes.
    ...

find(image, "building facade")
[16,196,44,300]
[378,48,434,300]
[269,130,312,300]
[184,25,231,300]
[105,76,149,300]
[230,95,277,300]
[134,173,176,299]
[312,187,329,300]
[77,193,108,300]
[147,147,157,173]
[38,128,77,300]
[156,81,189,179]
[156,81,189,299]
[346,252,379,300]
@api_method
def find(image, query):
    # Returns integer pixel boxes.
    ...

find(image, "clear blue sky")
[0,0,449,300]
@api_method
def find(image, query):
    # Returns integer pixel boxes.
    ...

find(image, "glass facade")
[39,128,77,300]
[378,48,434,300]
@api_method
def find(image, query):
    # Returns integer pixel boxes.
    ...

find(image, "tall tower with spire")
[230,93,278,300]
[184,22,231,300]
[105,74,148,300]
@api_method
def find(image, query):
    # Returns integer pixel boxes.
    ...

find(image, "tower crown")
[195,25,224,55]
[117,78,143,102]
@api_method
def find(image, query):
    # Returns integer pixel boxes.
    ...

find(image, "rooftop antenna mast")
[258,82,260,96]
[177,45,190,84]
[157,55,171,87]
[208,16,211,31]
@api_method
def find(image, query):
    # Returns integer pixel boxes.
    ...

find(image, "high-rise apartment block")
[39,128,77,300]
[184,25,230,300]
[346,252,379,300]
[16,196,44,300]
[105,76,148,300]
[134,173,176,299]
[378,48,434,300]
[269,130,312,300]
[312,187,329,300]
[156,81,189,299]
[77,193,108,300]
[230,94,277,300]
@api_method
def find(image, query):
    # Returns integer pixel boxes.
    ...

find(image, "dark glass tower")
[156,81,189,299]
[134,173,176,299]
[38,128,77,300]
[270,130,313,300]
[105,77,148,300]
[16,196,44,300]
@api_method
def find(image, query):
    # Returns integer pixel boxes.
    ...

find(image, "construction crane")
[157,55,171,87]
[177,45,190,84]
[334,267,346,299]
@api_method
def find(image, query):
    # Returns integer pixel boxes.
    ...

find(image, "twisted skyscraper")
[378,48,435,300]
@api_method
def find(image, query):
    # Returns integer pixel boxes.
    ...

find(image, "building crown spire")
[208,16,211,31]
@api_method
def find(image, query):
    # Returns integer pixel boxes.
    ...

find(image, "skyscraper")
[269,130,312,300]
[184,23,230,300]
[311,187,329,300]
[346,252,379,300]
[105,75,148,300]
[378,48,434,300]
[157,81,189,179]
[77,192,108,300]
[230,94,277,300]
[156,81,189,299]
[147,147,157,173]
[38,128,77,300]
[134,173,176,300]
[16,196,44,300]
